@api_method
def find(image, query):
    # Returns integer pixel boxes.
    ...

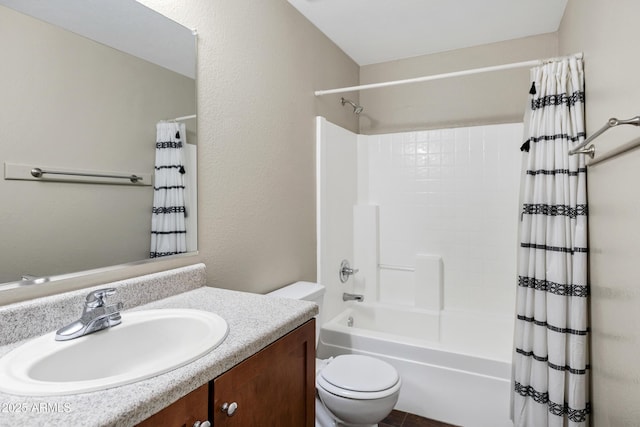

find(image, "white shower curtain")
[513,57,590,426]
[150,121,187,258]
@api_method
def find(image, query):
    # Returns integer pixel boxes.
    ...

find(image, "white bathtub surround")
[316,117,358,322]
[318,120,523,317]
[317,118,522,426]
[363,124,523,315]
[513,57,590,426]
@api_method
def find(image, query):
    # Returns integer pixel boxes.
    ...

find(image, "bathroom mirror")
[0,0,197,290]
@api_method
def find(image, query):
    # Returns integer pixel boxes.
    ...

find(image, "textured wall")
[359,33,558,134]
[559,0,640,424]
[138,0,359,294]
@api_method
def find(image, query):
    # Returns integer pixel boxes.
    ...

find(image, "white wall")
[359,123,523,318]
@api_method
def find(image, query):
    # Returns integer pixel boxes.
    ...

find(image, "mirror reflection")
[0,0,197,288]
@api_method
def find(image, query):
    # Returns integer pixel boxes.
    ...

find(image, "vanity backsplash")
[0,264,207,346]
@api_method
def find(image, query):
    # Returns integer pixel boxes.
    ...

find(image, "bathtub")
[317,303,514,427]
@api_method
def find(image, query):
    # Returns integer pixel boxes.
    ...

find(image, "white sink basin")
[0,308,228,396]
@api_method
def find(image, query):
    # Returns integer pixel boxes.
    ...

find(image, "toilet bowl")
[316,354,401,427]
[267,282,402,427]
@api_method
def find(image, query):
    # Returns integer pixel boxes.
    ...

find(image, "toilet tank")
[267,281,325,345]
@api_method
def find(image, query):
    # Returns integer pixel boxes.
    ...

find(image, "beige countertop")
[0,265,317,426]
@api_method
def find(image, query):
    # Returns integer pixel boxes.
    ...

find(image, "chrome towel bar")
[3,163,152,186]
[569,116,640,158]
[31,167,142,183]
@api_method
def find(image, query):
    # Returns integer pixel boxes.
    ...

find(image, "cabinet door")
[137,383,209,427]
[212,319,315,427]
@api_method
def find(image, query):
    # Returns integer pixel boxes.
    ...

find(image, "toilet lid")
[319,355,399,392]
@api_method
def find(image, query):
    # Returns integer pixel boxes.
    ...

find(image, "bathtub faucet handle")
[339,260,359,283]
[343,266,359,275]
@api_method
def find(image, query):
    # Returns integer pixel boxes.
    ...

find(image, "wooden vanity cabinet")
[211,319,315,427]
[136,383,209,427]
[136,319,315,427]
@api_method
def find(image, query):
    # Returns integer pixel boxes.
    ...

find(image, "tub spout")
[343,293,364,302]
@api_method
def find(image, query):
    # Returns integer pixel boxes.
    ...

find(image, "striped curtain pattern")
[513,57,590,426]
[150,122,187,258]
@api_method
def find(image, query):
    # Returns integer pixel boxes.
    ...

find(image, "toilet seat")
[317,355,401,400]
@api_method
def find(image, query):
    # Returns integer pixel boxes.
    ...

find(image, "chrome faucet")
[55,288,124,341]
[342,293,364,302]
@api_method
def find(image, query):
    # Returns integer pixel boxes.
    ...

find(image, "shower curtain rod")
[314,52,583,96]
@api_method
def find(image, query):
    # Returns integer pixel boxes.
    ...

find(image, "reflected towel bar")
[569,116,640,158]
[3,163,151,186]
[31,168,142,183]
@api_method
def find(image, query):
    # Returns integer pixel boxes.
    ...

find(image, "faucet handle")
[339,260,359,283]
[85,288,117,308]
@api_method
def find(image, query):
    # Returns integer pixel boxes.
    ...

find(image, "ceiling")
[287,0,568,66]
[0,0,195,78]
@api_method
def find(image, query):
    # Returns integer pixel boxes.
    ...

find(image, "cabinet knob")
[193,421,211,427]
[221,401,238,416]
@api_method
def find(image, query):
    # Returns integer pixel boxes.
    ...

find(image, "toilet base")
[315,396,378,427]
[316,397,337,427]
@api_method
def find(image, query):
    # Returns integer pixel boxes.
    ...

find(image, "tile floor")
[381,409,459,427]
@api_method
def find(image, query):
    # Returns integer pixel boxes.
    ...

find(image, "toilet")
[267,281,401,427]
